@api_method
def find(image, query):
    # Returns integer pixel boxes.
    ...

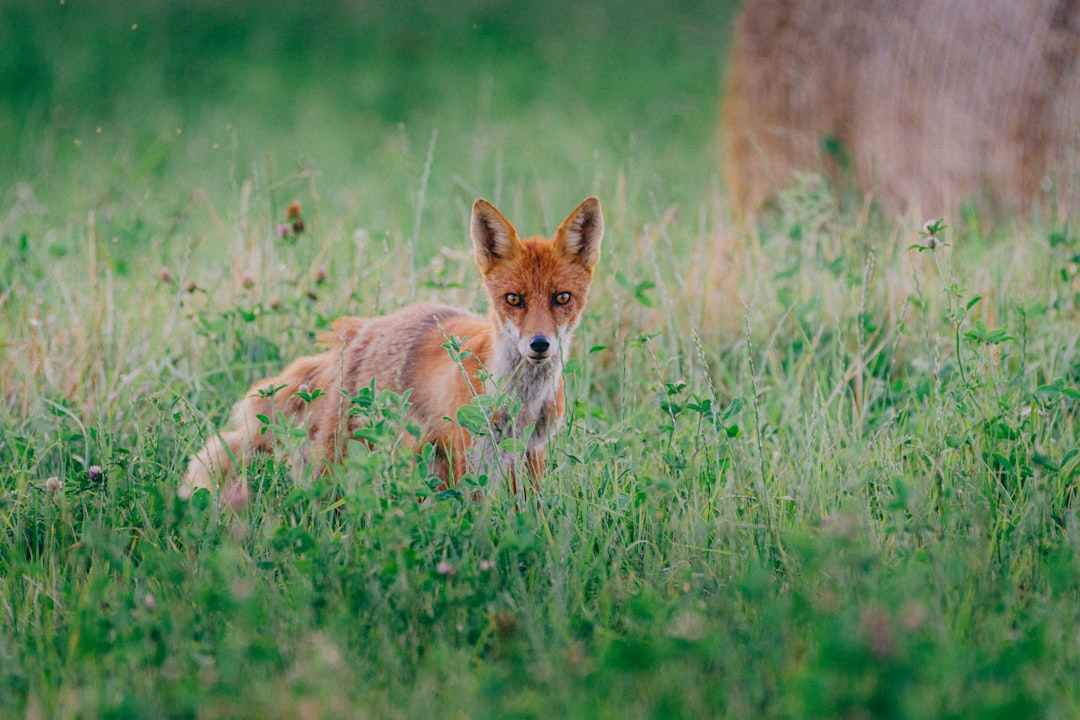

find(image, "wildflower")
[479,559,493,572]
[899,600,928,630]
[298,383,311,395]
[314,264,327,285]
[922,218,945,235]
[277,223,291,238]
[231,578,254,600]
[185,281,199,293]
[143,593,156,610]
[860,604,894,658]
[223,482,248,512]
[436,561,454,576]
[494,610,517,637]
[45,476,63,493]
[286,201,302,219]
[87,465,104,483]
[667,609,707,641]
[158,267,174,283]
[910,218,948,252]
[820,512,857,539]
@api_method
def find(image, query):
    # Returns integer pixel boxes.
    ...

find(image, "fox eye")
[505,293,524,307]
[553,292,572,306]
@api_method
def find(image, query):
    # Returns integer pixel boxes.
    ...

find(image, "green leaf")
[963,320,1012,344]
[634,280,656,307]
[455,404,489,435]
[721,398,744,421]
[256,383,287,399]
[296,388,325,403]
[499,437,527,454]
[280,488,307,508]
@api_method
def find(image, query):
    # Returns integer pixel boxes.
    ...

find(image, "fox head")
[471,197,603,367]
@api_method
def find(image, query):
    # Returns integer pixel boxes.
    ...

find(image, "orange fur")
[181,197,603,502]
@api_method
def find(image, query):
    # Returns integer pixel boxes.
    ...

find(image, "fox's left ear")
[553,197,603,271]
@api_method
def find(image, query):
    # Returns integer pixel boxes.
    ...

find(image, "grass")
[2,1,1080,717]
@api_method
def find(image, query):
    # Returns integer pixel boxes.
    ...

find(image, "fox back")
[181,197,603,503]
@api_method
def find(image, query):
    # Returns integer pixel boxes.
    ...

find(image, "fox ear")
[553,197,603,271]
[471,199,520,274]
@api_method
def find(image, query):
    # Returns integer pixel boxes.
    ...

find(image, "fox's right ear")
[471,199,520,274]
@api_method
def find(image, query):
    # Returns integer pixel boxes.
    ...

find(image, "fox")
[180,196,603,503]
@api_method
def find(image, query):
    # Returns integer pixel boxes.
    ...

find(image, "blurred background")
[1,0,739,244]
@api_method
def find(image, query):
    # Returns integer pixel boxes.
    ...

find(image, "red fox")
[181,197,603,502]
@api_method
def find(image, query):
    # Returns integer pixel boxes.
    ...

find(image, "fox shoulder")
[318,317,369,349]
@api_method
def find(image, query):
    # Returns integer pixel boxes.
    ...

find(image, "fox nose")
[529,336,550,354]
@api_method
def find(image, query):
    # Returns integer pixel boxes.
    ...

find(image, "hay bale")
[722,0,1080,220]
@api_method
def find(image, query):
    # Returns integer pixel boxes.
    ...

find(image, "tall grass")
[2,1,1079,718]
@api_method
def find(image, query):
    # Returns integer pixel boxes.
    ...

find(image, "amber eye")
[553,292,572,306]
[505,293,524,307]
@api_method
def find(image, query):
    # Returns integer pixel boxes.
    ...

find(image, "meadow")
[2,1,1079,717]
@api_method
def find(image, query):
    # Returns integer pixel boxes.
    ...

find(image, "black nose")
[530,336,550,354]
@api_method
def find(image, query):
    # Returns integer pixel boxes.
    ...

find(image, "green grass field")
[3,1,1080,717]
